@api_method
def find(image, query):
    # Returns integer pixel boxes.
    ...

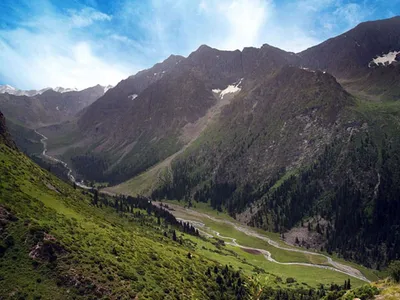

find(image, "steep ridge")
[299,16,400,100]
[299,16,400,79]
[44,45,299,184]
[151,65,353,205]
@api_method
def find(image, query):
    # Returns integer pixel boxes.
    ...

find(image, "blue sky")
[0,0,398,90]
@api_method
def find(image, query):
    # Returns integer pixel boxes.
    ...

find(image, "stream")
[34,130,92,189]
[165,205,370,283]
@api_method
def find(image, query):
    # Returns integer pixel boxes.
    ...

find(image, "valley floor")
[152,200,381,287]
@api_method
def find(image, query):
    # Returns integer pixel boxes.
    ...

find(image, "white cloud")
[0,6,132,90]
[118,0,323,55]
[69,7,112,28]
[214,0,271,50]
[333,3,365,27]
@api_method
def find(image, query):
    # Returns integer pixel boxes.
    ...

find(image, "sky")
[0,0,398,90]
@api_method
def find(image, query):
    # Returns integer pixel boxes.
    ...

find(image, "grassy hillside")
[0,143,257,299]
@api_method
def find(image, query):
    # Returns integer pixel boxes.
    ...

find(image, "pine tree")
[172,230,177,242]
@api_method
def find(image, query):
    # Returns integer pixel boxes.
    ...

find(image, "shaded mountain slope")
[0,84,106,129]
[299,16,400,101]
[299,16,400,79]
[151,65,354,208]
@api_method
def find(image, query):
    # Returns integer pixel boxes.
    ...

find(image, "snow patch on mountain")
[300,67,315,73]
[53,87,78,93]
[0,85,16,94]
[213,78,243,99]
[128,94,138,100]
[103,85,113,93]
[0,85,53,96]
[369,51,400,67]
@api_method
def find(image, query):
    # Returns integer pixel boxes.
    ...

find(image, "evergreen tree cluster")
[88,192,199,238]
[204,265,248,299]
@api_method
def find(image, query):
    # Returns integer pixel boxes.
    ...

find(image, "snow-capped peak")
[103,85,113,93]
[53,87,78,93]
[0,83,112,97]
[0,84,16,92]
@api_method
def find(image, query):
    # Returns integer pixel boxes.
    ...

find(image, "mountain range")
[0,84,113,97]
[1,16,400,286]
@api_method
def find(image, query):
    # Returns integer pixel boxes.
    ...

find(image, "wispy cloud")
[197,0,272,50]
[0,3,133,90]
[69,7,112,28]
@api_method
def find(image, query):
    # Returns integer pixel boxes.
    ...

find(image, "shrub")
[286,277,296,284]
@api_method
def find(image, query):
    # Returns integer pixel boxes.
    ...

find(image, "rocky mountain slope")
[299,16,400,100]
[41,44,299,183]
[298,16,400,79]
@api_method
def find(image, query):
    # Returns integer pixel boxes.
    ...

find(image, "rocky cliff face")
[0,110,17,149]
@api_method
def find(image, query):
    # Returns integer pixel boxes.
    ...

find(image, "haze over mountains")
[1,15,400,298]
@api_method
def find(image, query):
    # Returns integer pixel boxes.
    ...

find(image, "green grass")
[201,219,328,265]
[0,144,255,299]
[105,161,169,196]
[156,200,379,285]
[228,246,365,287]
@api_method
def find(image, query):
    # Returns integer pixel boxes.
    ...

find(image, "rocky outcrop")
[29,231,65,263]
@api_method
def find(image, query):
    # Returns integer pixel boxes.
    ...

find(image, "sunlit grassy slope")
[0,144,255,299]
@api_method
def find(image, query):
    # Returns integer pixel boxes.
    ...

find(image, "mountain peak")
[196,44,214,52]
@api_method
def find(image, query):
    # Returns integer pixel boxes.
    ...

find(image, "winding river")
[34,130,92,189]
[157,203,370,283]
